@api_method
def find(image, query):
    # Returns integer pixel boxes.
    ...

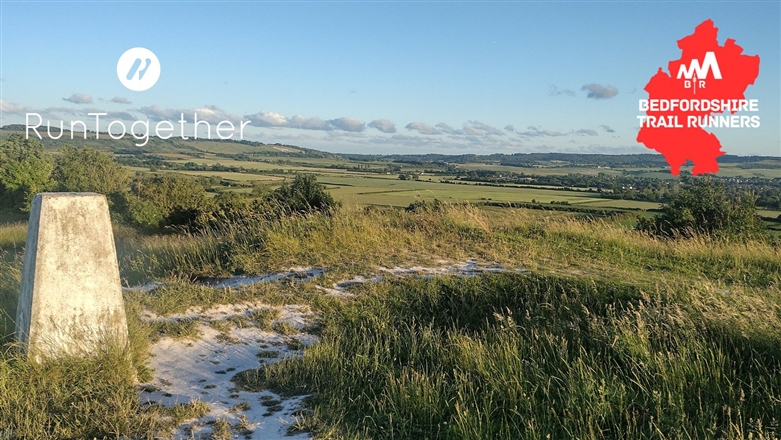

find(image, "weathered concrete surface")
[16,193,128,360]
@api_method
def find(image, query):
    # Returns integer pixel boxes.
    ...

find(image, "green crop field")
[4,126,774,217]
[112,149,777,213]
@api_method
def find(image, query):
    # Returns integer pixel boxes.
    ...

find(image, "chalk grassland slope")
[0,205,780,438]
[261,273,781,439]
[3,204,779,341]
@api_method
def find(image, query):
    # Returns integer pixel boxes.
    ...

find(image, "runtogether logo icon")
[676,51,721,94]
[116,47,160,92]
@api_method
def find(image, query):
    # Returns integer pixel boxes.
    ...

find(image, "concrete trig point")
[15,193,128,360]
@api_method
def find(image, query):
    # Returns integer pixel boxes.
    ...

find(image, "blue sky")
[1,0,779,156]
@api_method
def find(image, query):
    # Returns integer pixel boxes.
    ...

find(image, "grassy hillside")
[2,204,779,438]
[1,126,781,438]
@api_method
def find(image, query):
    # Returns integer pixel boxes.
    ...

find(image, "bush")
[0,134,54,212]
[130,175,209,229]
[406,198,444,213]
[269,174,339,215]
[111,193,167,230]
[53,146,129,195]
[637,177,763,239]
[114,173,338,231]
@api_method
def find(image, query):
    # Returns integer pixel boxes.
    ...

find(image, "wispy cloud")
[252,113,323,130]
[405,122,440,135]
[63,93,93,104]
[289,114,331,130]
[0,100,34,114]
[514,125,598,138]
[437,123,462,135]
[327,117,365,132]
[138,104,240,124]
[246,111,289,127]
[517,126,569,137]
[1,99,633,155]
[87,110,138,121]
[110,96,132,105]
[430,121,505,136]
[1,100,136,121]
[467,121,505,136]
[244,111,370,132]
[549,84,576,97]
[581,84,618,99]
[368,119,396,133]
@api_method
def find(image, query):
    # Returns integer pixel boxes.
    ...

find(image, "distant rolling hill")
[2,124,779,169]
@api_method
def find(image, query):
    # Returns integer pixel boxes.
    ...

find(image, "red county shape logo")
[636,19,760,176]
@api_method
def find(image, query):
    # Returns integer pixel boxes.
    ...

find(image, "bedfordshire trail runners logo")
[116,47,160,92]
[677,51,721,93]
[636,19,760,176]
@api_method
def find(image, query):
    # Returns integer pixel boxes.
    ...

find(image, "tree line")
[454,169,781,210]
[0,134,338,231]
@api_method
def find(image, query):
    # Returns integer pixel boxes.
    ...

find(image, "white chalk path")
[139,302,316,439]
[133,259,528,438]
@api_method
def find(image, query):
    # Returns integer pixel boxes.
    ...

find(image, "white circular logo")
[116,47,160,91]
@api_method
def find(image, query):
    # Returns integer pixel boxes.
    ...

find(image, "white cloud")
[515,126,598,138]
[462,126,482,136]
[405,122,440,135]
[63,93,93,104]
[0,100,34,114]
[549,84,576,97]
[139,105,240,123]
[327,117,365,132]
[466,121,505,136]
[1,100,136,121]
[110,96,132,105]
[368,119,396,133]
[581,84,618,99]
[244,112,365,132]
[290,115,330,130]
[435,122,459,135]
[518,126,569,137]
[247,111,289,127]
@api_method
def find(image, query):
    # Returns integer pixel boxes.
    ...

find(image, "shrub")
[115,173,337,231]
[406,198,444,213]
[0,134,54,212]
[637,177,763,238]
[269,174,339,215]
[130,175,209,229]
[53,146,129,195]
[111,193,167,230]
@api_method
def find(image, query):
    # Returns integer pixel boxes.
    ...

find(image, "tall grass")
[0,204,779,438]
[0,277,207,438]
[255,274,781,439]
[0,222,27,252]
[0,349,208,438]
[0,251,21,340]
[116,205,781,288]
